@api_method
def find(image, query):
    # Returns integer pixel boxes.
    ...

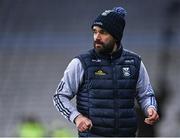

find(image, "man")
[53,7,159,137]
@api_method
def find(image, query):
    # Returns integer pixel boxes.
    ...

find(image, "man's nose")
[95,33,101,40]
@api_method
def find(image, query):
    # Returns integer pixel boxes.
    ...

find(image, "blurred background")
[0,0,180,137]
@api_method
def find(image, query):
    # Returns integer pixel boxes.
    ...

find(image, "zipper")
[111,57,118,136]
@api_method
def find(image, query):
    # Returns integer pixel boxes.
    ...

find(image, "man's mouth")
[95,41,104,48]
[95,43,102,48]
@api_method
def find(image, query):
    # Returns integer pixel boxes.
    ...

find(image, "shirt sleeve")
[53,58,84,123]
[136,61,158,116]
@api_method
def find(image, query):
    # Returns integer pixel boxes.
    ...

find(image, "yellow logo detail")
[95,70,106,76]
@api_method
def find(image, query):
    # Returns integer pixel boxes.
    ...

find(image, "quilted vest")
[76,48,141,137]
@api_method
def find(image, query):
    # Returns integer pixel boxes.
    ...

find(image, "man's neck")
[110,44,121,55]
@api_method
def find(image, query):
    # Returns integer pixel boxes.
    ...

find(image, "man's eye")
[92,30,97,34]
[100,30,107,34]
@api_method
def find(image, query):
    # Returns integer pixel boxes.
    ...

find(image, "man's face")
[92,26,116,54]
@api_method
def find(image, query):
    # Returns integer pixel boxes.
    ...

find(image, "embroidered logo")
[95,70,106,76]
[101,10,113,16]
[93,22,103,26]
[92,59,101,62]
[124,59,134,64]
[122,67,130,77]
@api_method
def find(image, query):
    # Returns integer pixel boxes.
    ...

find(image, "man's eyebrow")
[92,28,96,31]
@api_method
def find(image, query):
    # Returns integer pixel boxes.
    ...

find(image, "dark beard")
[94,39,116,55]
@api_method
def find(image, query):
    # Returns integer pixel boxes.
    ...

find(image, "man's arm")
[53,58,93,131]
[53,58,83,122]
[136,61,159,125]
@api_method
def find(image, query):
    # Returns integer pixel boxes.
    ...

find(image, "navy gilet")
[76,48,141,137]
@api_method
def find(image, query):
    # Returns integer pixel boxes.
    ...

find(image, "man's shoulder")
[74,49,94,69]
[75,49,94,60]
[123,48,141,59]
